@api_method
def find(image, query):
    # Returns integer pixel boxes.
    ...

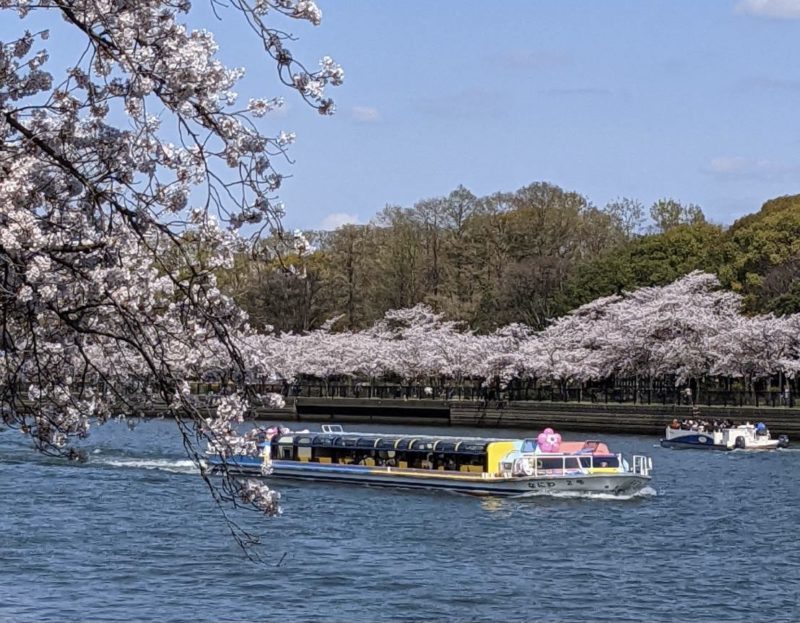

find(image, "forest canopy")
[221,188,800,333]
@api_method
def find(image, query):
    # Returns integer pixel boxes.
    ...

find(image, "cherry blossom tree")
[1,0,341,550]
[262,272,800,394]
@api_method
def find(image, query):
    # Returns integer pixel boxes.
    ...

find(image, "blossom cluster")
[1,0,340,519]
[242,272,800,386]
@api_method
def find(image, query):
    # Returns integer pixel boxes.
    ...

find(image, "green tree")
[319,224,377,329]
[720,194,800,312]
[649,198,705,233]
[372,206,425,312]
[604,197,645,238]
[563,221,725,309]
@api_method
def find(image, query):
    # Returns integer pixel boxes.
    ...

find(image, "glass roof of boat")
[296,432,502,454]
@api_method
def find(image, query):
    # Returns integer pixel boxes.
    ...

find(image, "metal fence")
[190,380,796,408]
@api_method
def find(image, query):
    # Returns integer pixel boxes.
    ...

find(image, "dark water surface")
[1,420,799,622]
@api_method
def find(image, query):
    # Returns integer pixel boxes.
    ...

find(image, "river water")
[1,420,799,622]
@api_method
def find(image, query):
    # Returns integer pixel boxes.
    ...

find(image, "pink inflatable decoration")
[536,427,562,453]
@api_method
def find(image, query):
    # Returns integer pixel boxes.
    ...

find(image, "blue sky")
[5,1,799,231]
[263,0,800,230]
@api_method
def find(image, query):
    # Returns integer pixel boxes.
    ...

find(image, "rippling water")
[2,420,799,622]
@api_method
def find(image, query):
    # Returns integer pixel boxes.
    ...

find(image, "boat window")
[538,458,564,470]
[458,442,488,455]
[434,441,458,453]
[295,436,312,447]
[395,439,412,451]
[375,438,397,450]
[356,438,379,448]
[312,435,334,447]
[411,440,435,452]
[521,439,536,453]
[578,456,619,468]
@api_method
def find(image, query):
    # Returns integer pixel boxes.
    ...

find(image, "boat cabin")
[270,431,517,474]
[268,430,620,476]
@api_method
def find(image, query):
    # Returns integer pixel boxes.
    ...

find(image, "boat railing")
[519,452,652,478]
[321,424,344,434]
[523,454,585,477]
[632,455,652,476]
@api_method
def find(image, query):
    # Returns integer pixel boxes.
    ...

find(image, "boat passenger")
[670,419,680,429]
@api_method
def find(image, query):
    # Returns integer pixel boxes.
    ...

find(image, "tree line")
[220,185,800,333]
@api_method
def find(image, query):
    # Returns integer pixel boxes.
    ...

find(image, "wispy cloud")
[489,49,572,70]
[705,155,800,181]
[735,0,800,19]
[736,75,800,92]
[351,106,380,123]
[416,88,506,120]
[319,212,361,231]
[542,87,613,97]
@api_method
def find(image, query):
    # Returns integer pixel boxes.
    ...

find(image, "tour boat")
[660,422,789,451]
[206,425,653,497]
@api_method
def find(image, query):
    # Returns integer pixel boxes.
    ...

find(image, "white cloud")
[737,75,800,92]
[543,87,613,97]
[735,0,800,19]
[318,212,361,230]
[417,88,506,119]
[351,106,380,123]
[490,49,572,70]
[708,156,752,174]
[706,156,800,180]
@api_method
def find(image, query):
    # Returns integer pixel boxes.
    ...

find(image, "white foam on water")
[94,457,199,474]
[515,484,658,501]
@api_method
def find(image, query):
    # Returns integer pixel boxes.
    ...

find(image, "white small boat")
[207,425,653,497]
[661,422,789,451]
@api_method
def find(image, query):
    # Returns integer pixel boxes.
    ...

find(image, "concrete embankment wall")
[129,397,800,437]
[449,401,800,436]
[239,397,800,438]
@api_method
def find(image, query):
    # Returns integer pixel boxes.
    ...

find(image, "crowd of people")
[669,418,736,432]
[669,418,771,436]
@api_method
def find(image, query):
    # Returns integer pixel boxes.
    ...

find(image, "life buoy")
[515,458,534,476]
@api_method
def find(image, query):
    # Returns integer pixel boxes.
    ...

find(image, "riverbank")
[136,397,800,437]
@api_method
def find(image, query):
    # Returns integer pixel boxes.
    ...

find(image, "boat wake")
[514,485,658,501]
[92,457,200,474]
